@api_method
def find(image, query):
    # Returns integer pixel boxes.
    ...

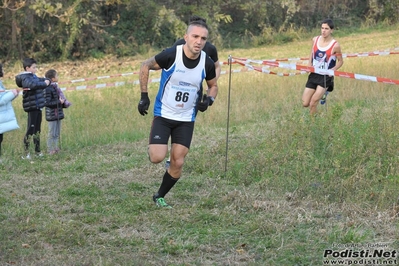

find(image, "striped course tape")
[232,47,399,62]
[7,67,251,93]
[63,78,159,91]
[227,47,399,78]
[59,68,253,91]
[6,47,399,92]
[60,63,241,84]
[232,57,399,85]
[58,70,148,84]
[54,47,399,86]
[232,58,308,77]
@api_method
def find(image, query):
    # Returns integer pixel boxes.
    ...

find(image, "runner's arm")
[139,57,161,93]
[332,43,344,71]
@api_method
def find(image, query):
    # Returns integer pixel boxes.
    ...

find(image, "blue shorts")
[149,116,195,149]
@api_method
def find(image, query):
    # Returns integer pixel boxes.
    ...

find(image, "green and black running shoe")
[153,195,172,208]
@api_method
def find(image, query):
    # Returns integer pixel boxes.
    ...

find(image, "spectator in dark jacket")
[44,69,70,155]
[15,58,50,159]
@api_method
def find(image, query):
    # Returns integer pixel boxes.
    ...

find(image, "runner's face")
[184,25,208,57]
[321,23,333,38]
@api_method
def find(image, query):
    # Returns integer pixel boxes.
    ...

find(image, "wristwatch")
[209,96,215,106]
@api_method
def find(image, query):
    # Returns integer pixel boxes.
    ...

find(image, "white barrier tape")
[58,71,139,84]
[231,59,308,77]
[60,68,254,91]
[58,70,158,85]
[7,47,399,91]
[61,63,240,85]
[61,78,161,91]
[342,49,399,58]
[56,47,399,85]
[229,47,399,64]
[230,57,309,63]
[8,67,254,92]
[232,57,399,85]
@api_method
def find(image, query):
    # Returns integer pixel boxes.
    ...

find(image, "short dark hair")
[189,15,206,24]
[321,18,334,29]
[45,69,57,80]
[23,58,37,71]
[188,15,208,30]
[0,63,3,78]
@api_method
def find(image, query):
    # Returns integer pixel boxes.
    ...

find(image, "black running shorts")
[305,73,334,92]
[149,116,195,149]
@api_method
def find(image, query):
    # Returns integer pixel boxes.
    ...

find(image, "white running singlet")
[312,36,337,70]
[154,45,206,122]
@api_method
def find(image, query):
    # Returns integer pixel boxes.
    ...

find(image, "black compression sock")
[156,171,179,198]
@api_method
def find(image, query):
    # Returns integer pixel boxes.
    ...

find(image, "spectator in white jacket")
[0,63,19,162]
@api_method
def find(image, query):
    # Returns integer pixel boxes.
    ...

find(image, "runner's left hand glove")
[138,92,150,116]
[197,94,212,112]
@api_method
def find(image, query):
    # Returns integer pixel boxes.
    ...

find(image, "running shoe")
[320,91,329,105]
[153,195,172,208]
[165,160,170,169]
[21,153,31,160]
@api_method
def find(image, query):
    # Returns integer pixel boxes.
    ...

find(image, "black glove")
[138,92,150,116]
[197,94,211,112]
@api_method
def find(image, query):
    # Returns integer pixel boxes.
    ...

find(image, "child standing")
[44,69,71,155]
[15,58,50,159]
[0,63,20,162]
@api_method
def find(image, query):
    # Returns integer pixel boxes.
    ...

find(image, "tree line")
[1,0,398,63]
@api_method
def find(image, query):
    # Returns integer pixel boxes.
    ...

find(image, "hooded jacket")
[15,72,49,112]
[0,82,19,134]
[44,83,64,122]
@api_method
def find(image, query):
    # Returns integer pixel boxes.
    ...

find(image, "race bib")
[166,83,197,110]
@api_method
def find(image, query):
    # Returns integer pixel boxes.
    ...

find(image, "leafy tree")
[0,0,398,63]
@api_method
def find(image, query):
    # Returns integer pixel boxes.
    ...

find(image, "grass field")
[1,28,399,265]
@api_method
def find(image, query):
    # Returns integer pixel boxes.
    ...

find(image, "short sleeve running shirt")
[173,39,219,63]
[154,45,216,122]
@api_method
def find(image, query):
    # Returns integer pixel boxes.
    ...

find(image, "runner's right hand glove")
[138,92,150,116]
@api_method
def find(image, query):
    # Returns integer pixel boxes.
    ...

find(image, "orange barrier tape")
[232,57,399,85]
